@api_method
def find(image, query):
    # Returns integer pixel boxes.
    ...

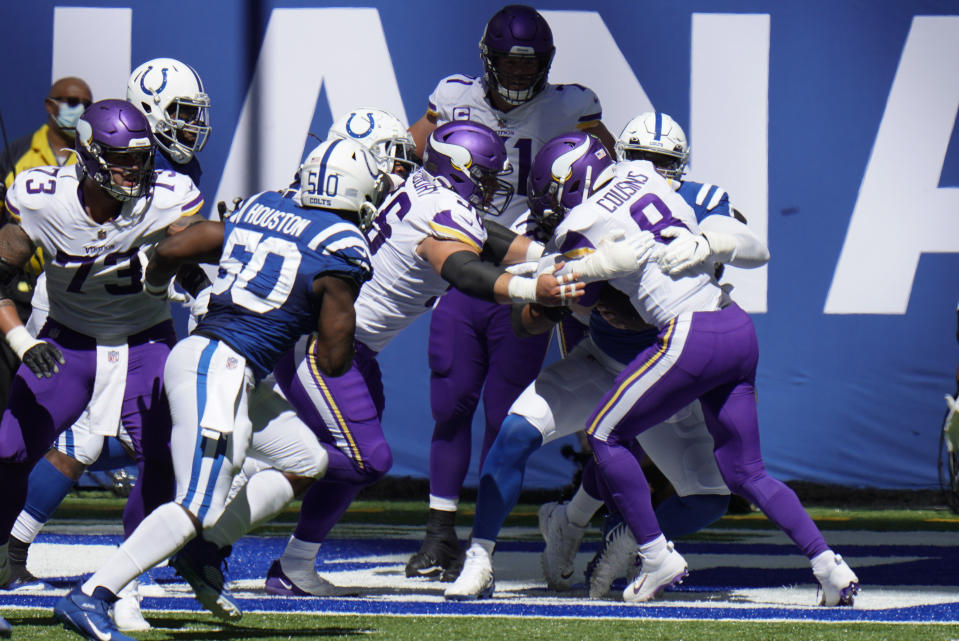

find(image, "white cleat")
[444,545,494,601]
[814,553,860,606]
[538,501,585,591]
[112,579,151,631]
[586,519,638,599]
[622,541,688,603]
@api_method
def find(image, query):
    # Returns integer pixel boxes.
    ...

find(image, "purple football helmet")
[527,131,614,233]
[480,5,555,106]
[75,99,155,201]
[424,121,513,216]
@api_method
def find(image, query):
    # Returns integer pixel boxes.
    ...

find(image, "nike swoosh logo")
[81,612,112,641]
[561,570,573,579]
[278,577,293,591]
[632,576,648,595]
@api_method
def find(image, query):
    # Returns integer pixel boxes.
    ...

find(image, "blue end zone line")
[3,595,958,624]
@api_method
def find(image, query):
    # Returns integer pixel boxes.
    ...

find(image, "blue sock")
[656,493,730,540]
[23,458,77,523]
[88,438,133,472]
[472,415,543,542]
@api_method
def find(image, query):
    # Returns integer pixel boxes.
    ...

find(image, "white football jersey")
[355,168,487,352]
[549,160,726,329]
[428,74,603,228]
[6,165,204,339]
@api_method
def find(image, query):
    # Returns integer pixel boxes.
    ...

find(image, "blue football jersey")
[195,190,371,379]
[155,149,203,187]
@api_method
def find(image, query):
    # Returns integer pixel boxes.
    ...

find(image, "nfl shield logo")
[108,350,120,363]
[97,230,107,240]
[226,357,238,370]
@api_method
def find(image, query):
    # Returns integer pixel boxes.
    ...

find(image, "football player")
[404,3,618,582]
[260,121,584,600]
[53,137,380,640]
[502,132,857,606]
[6,58,213,631]
[0,100,204,634]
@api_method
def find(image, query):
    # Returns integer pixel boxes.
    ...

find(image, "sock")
[83,502,196,596]
[656,493,730,540]
[565,485,603,528]
[471,415,542,542]
[280,536,322,570]
[206,469,294,549]
[470,538,495,557]
[638,533,668,562]
[14,458,76,543]
[811,549,837,574]
[428,495,458,512]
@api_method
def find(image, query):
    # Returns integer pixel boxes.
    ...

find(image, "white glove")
[945,394,959,453]
[657,227,737,277]
[570,230,656,282]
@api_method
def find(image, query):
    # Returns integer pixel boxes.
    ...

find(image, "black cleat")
[405,508,464,580]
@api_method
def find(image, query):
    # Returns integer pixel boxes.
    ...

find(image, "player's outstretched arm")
[145,220,225,297]
[421,236,583,306]
[311,275,359,377]
[409,112,438,161]
[657,216,769,278]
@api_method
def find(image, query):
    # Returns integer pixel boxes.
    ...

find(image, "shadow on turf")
[142,617,369,639]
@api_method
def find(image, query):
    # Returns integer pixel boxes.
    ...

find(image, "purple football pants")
[273,339,392,544]
[0,319,176,542]
[586,304,828,559]
[427,289,551,501]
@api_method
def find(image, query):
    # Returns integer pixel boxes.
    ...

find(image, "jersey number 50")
[215,228,302,313]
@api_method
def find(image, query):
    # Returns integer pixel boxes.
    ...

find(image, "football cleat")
[170,539,241,621]
[264,559,357,597]
[622,541,688,603]
[444,545,494,601]
[538,501,585,591]
[814,553,860,606]
[112,578,150,631]
[405,508,464,581]
[54,586,136,641]
[585,513,638,599]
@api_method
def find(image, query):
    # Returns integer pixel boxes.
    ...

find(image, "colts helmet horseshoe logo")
[345,112,375,139]
[139,65,170,103]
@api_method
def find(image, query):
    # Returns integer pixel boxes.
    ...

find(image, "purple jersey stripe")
[5,198,20,219]
[431,209,483,248]
[558,229,595,255]
[180,193,204,212]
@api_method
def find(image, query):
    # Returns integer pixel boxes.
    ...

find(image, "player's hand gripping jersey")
[428,75,602,227]
[5,166,203,339]
[195,190,371,379]
[354,168,488,353]
[548,160,728,329]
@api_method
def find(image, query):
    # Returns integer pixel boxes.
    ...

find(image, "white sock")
[83,502,196,596]
[565,486,603,528]
[206,469,294,549]
[280,536,322,570]
[638,533,668,562]
[811,549,837,574]
[470,538,495,557]
[428,495,458,512]
[10,512,44,546]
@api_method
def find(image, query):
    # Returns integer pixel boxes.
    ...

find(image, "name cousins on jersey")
[594,171,650,213]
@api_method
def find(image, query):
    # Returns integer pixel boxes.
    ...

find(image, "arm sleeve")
[440,250,505,303]
[480,220,519,265]
[700,213,770,268]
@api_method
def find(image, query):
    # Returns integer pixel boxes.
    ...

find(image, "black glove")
[21,341,64,378]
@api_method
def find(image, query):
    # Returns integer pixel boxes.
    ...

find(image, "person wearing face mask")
[0,77,93,207]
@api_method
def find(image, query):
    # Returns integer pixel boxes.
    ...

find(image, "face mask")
[54,102,86,132]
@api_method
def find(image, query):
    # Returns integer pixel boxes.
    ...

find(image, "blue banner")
[2,1,957,489]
